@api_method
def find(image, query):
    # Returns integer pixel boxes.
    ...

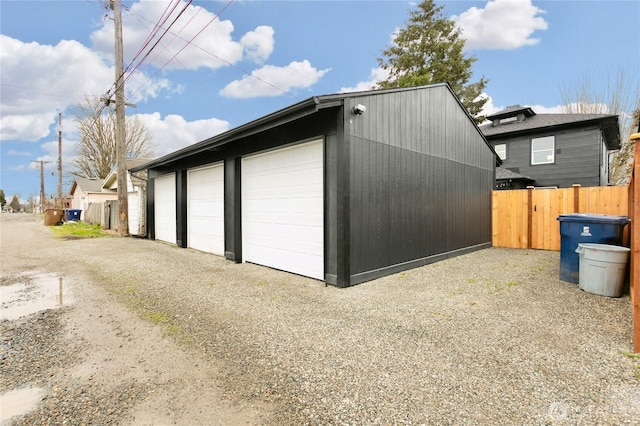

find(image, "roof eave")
[483,115,620,145]
[131,96,333,171]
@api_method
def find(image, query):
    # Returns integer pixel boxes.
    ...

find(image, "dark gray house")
[480,105,620,189]
[132,84,496,287]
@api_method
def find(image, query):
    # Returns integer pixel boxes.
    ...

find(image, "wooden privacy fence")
[492,185,629,251]
[82,201,119,231]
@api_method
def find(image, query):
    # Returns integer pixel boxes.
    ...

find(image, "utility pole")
[113,0,129,236]
[57,112,63,209]
[31,160,51,213]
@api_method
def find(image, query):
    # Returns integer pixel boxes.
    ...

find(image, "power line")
[125,0,190,79]
[124,0,299,103]
[91,0,298,116]
[124,1,203,87]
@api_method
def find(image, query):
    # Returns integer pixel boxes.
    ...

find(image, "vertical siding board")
[412,152,421,254]
[389,145,400,264]
[325,135,337,279]
[373,141,383,267]
[382,142,391,265]
[349,136,358,273]
[426,153,435,254]
[360,138,370,271]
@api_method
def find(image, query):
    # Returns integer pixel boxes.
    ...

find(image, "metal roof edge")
[131,83,493,171]
[131,97,326,171]
[436,83,502,166]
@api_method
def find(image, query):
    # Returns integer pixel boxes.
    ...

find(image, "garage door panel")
[128,192,140,235]
[188,164,224,255]
[155,173,176,244]
[242,140,324,280]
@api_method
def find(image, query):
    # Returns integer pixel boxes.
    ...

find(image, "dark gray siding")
[495,126,603,188]
[346,85,494,284]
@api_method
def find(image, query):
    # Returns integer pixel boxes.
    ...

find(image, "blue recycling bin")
[557,214,629,283]
[66,209,82,221]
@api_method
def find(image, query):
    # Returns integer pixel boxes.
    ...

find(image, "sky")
[1,0,639,202]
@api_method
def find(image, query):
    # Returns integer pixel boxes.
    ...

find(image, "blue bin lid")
[557,213,630,225]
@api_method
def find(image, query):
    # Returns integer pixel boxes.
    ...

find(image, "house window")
[531,136,555,165]
[494,144,506,160]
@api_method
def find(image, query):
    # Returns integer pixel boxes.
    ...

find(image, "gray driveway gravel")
[1,213,638,424]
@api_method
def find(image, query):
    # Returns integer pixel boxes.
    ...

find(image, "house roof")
[480,106,620,150]
[486,105,536,121]
[70,177,104,195]
[131,83,496,172]
[495,167,534,182]
[102,158,152,189]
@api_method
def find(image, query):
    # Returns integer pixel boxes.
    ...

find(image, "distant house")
[131,84,497,287]
[69,177,117,219]
[480,105,620,188]
[101,158,150,236]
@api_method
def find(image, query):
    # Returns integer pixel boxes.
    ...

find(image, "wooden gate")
[492,185,629,251]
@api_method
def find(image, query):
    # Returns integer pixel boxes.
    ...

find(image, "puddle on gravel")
[0,386,45,424]
[0,272,73,321]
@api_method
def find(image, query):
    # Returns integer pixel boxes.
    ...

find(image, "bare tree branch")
[71,97,155,179]
[559,67,639,185]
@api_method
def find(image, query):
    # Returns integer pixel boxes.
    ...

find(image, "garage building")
[132,84,497,287]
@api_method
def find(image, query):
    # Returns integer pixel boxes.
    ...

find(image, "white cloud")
[0,35,112,142]
[136,112,229,156]
[241,26,275,63]
[339,68,390,93]
[7,149,33,157]
[453,0,548,50]
[220,60,330,99]
[91,0,275,72]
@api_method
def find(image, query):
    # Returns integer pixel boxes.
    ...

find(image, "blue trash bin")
[557,214,629,283]
[66,209,82,221]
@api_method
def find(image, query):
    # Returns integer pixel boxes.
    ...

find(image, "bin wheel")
[55,221,64,226]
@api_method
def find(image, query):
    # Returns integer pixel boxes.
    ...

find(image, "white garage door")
[188,163,224,255]
[154,173,176,244]
[242,139,324,280]
[128,191,140,235]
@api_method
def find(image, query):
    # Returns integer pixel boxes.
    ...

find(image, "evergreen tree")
[377,0,488,123]
[9,195,21,212]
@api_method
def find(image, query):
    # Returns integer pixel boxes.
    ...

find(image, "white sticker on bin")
[580,226,592,236]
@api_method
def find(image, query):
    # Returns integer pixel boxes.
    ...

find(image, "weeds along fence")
[492,185,629,251]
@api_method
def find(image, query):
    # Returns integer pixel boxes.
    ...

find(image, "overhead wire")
[127,0,181,71]
[124,0,298,103]
[124,1,203,87]
[98,0,298,114]
[124,0,192,82]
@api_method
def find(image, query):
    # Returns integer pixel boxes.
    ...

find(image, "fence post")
[572,184,581,213]
[102,202,110,230]
[630,132,640,353]
[526,186,534,249]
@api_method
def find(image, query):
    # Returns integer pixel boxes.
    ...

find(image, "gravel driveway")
[1,213,638,424]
